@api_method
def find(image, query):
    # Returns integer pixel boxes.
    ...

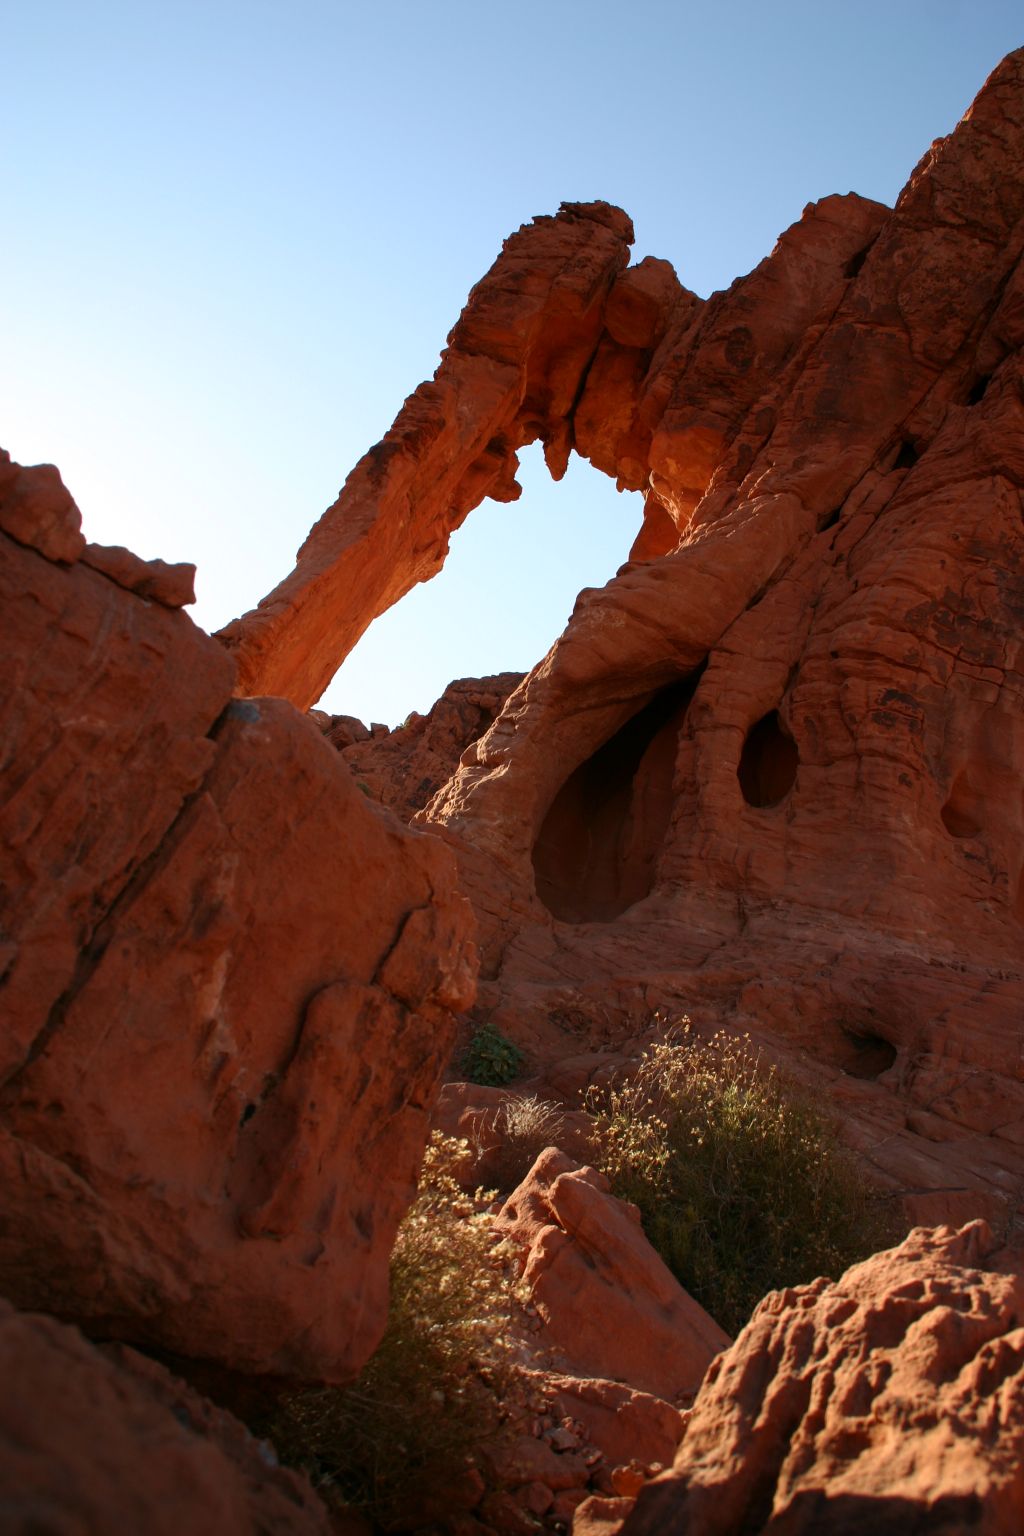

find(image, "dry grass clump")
[586,1021,898,1335]
[489,1092,566,1190]
[266,1133,522,1528]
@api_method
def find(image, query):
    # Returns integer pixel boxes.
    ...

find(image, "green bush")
[264,1133,520,1528]
[460,1022,523,1087]
[586,1021,898,1335]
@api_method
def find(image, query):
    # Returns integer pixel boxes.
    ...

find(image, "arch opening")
[738,710,798,808]
[532,667,704,924]
[322,446,643,726]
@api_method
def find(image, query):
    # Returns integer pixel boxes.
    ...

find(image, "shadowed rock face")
[0,1300,333,1536]
[239,51,1024,1228]
[5,43,1024,1536]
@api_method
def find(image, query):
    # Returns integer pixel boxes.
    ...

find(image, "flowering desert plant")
[586,1021,897,1334]
[266,1133,522,1526]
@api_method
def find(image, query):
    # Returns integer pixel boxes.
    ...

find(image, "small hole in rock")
[941,803,981,839]
[838,1028,897,1080]
[941,772,982,839]
[844,244,871,279]
[894,439,919,470]
[738,710,798,808]
[967,374,991,406]
[820,507,842,531]
[240,1102,257,1126]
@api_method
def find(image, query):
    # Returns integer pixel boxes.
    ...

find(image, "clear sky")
[3,1,1021,724]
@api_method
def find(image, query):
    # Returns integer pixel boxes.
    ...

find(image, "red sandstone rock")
[620,1222,1024,1536]
[218,52,1024,1238]
[0,448,85,563]
[543,1376,684,1471]
[219,204,638,707]
[82,540,197,606]
[322,671,523,821]
[0,1298,332,1535]
[571,1496,635,1536]
[482,1433,591,1494]
[494,1149,729,1400]
[0,486,477,1381]
[414,49,1024,1229]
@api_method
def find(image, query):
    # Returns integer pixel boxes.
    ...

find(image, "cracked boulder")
[0,457,477,1381]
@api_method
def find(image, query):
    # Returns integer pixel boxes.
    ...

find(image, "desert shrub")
[586,1022,898,1335]
[460,1022,523,1087]
[265,1133,520,1528]
[489,1092,566,1190]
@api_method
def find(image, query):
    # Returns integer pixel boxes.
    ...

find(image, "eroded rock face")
[417,49,1024,1228]
[620,1222,1024,1536]
[0,456,477,1381]
[0,1299,333,1536]
[219,54,1024,1228]
[494,1148,730,1401]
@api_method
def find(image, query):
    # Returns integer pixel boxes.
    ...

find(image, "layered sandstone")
[413,50,1024,1230]
[317,670,523,822]
[0,454,476,1381]
[4,41,1024,1536]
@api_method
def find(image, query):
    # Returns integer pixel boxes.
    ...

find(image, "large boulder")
[0,455,477,1380]
[620,1222,1024,1536]
[494,1148,729,1401]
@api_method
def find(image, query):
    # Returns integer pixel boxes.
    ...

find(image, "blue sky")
[3,2,1021,723]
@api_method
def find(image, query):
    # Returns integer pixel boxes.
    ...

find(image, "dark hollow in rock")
[967,373,992,405]
[838,1027,898,1080]
[532,669,704,923]
[737,710,798,808]
[941,771,982,839]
